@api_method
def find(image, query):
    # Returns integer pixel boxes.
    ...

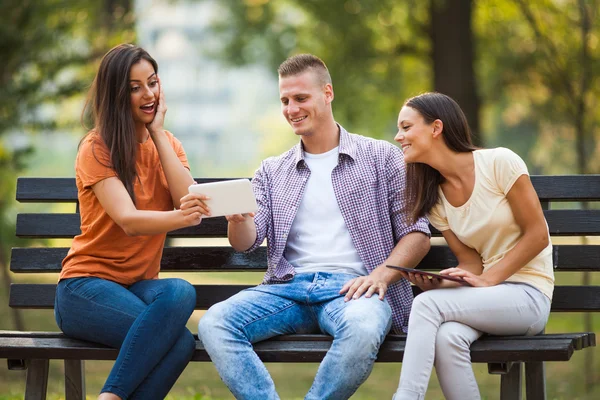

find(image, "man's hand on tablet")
[225,213,255,223]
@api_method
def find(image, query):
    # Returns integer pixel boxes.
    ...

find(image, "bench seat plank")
[0,332,593,363]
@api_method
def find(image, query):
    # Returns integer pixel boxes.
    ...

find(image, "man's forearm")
[375,231,431,284]
[227,218,258,252]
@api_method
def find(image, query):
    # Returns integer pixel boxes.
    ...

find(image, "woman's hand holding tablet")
[386,265,471,287]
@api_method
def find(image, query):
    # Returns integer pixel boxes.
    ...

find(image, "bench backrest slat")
[15,210,600,238]
[16,177,241,203]
[10,245,600,273]
[17,175,600,202]
[9,284,600,312]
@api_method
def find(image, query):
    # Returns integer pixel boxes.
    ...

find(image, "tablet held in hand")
[188,179,258,218]
[386,265,470,285]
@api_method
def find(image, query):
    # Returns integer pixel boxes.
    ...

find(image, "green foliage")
[207,0,432,138]
[474,0,600,173]
[206,0,600,175]
[0,0,136,322]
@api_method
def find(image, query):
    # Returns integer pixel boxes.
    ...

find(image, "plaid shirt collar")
[292,124,357,167]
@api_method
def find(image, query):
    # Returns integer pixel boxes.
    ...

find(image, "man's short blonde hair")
[277,54,332,86]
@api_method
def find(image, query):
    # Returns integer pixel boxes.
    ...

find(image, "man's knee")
[198,302,227,339]
[340,298,392,350]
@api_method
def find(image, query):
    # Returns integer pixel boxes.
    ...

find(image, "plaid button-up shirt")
[246,125,430,333]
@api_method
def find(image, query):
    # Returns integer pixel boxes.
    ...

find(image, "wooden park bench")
[0,175,597,399]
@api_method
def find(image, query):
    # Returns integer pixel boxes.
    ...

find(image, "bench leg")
[65,360,86,400]
[500,362,522,400]
[525,361,546,400]
[24,359,49,400]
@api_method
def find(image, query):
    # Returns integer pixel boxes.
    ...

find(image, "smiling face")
[129,59,159,127]
[279,69,333,137]
[395,106,440,163]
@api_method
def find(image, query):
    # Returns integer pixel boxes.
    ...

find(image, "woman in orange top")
[55,44,209,400]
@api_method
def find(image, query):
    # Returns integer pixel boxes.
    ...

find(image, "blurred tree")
[0,0,135,330]
[204,0,481,142]
[476,0,599,174]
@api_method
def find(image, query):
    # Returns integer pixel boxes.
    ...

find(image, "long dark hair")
[404,92,477,222]
[81,44,158,204]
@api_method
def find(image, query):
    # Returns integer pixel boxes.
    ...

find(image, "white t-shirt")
[428,148,554,299]
[284,147,368,276]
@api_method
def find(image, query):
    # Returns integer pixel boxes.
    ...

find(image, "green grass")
[1,271,598,399]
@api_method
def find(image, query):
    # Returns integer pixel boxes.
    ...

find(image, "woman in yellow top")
[55,44,210,400]
[392,92,554,400]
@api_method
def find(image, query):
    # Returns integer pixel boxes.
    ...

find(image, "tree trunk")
[430,0,481,145]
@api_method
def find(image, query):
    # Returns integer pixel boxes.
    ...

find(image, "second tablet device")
[386,265,470,285]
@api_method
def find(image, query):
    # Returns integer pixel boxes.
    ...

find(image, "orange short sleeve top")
[60,131,190,285]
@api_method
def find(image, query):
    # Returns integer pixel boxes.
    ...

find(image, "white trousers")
[393,283,551,400]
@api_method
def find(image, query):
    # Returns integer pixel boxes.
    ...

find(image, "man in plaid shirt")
[199,54,431,400]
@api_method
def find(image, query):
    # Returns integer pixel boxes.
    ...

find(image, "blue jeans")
[198,272,393,400]
[55,277,197,400]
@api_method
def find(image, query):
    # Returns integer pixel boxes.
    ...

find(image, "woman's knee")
[175,329,196,358]
[435,322,473,355]
[162,278,197,313]
[411,291,438,313]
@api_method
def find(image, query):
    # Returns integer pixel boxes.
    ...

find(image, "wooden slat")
[15,210,600,238]
[16,214,229,238]
[11,245,600,273]
[10,247,269,273]
[8,246,456,273]
[551,245,600,270]
[9,284,254,309]
[530,175,600,202]
[549,286,600,311]
[410,286,600,312]
[16,177,245,203]
[16,175,600,203]
[0,332,591,363]
[16,178,78,203]
[9,284,600,312]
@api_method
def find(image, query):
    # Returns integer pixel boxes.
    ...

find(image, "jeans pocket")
[63,276,93,293]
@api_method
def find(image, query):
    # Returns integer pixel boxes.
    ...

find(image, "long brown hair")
[81,44,158,204]
[404,92,477,222]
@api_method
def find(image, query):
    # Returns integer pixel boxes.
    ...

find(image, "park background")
[1,0,599,398]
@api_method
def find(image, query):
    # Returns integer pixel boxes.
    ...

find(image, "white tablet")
[188,179,258,218]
